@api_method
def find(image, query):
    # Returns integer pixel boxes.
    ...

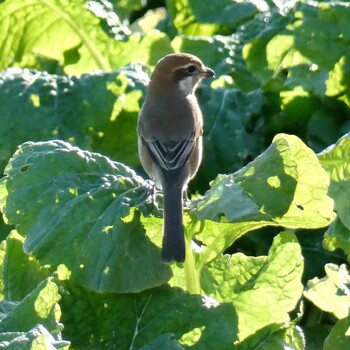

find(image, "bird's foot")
[183,191,191,209]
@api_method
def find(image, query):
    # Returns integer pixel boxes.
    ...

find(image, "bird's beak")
[203,67,215,78]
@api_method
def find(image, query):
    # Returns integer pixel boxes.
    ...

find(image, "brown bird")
[137,53,215,263]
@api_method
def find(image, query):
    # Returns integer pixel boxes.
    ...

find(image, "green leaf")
[236,322,305,350]
[0,324,70,349]
[0,278,61,334]
[188,0,259,30]
[324,218,350,262]
[292,1,350,71]
[243,21,292,86]
[139,334,185,350]
[3,230,50,301]
[131,7,167,33]
[201,232,304,340]
[326,55,350,108]
[304,263,350,319]
[0,0,171,74]
[167,0,217,36]
[323,316,350,350]
[279,86,321,133]
[0,140,171,293]
[319,133,350,230]
[0,66,147,174]
[190,134,334,264]
[59,284,238,349]
[194,86,266,189]
[0,239,5,299]
[241,1,350,149]
[0,0,111,72]
[87,0,144,23]
[319,133,350,260]
[193,134,335,229]
[167,0,260,36]
[307,110,344,151]
[193,219,271,266]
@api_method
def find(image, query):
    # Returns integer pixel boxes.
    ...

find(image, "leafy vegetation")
[0,0,349,348]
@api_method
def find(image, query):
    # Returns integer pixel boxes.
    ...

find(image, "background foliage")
[0,0,349,349]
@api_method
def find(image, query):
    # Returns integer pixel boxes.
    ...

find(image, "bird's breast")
[140,93,203,141]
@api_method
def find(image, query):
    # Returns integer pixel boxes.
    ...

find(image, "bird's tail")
[161,183,185,263]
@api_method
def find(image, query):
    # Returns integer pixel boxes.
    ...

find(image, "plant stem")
[184,234,201,295]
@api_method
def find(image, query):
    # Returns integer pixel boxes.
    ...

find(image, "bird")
[137,53,215,263]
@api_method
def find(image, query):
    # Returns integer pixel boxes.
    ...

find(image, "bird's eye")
[186,65,197,74]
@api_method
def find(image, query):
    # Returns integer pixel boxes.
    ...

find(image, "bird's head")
[150,53,215,95]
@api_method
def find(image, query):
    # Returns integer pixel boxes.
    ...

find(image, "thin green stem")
[184,231,201,295]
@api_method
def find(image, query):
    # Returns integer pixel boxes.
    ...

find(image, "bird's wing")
[145,138,195,171]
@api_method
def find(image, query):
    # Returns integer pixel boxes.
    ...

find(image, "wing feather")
[138,116,196,172]
[145,138,195,171]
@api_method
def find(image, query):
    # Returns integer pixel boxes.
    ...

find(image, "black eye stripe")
[186,65,197,73]
[173,65,198,82]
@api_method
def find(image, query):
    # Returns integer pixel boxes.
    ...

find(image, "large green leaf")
[0,140,171,293]
[201,232,304,340]
[189,134,335,264]
[59,283,238,349]
[193,133,335,229]
[192,135,334,261]
[0,66,147,175]
[0,0,171,74]
[1,0,350,347]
